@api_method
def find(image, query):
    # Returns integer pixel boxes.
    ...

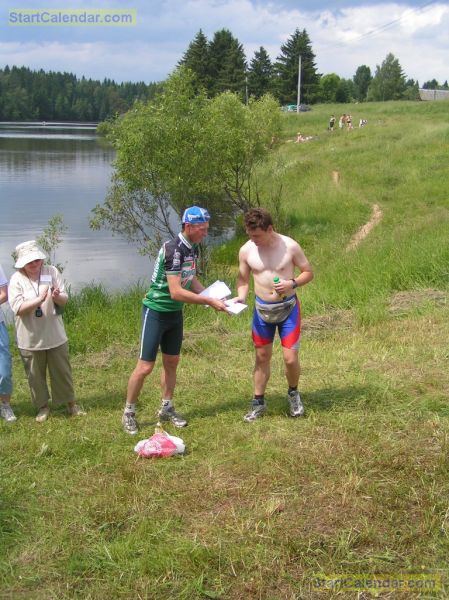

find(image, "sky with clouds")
[1,0,448,86]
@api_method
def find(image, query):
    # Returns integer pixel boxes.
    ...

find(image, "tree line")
[180,29,435,104]
[180,28,321,104]
[0,65,161,121]
[422,79,449,90]
[1,27,447,123]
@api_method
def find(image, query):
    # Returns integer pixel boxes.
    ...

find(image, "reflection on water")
[0,122,153,291]
[0,133,98,140]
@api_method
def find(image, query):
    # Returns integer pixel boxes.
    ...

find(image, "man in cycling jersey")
[122,206,227,434]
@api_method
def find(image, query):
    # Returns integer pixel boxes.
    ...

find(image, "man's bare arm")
[292,243,314,287]
[234,247,251,303]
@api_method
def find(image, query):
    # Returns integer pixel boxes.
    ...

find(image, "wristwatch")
[291,279,298,289]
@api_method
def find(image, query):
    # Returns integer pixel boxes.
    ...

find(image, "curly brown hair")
[244,208,273,231]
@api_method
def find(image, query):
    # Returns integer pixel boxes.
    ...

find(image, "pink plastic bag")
[134,432,185,458]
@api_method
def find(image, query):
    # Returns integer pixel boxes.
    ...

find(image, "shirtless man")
[234,208,314,422]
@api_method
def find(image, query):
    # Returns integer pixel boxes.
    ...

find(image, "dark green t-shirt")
[143,233,198,312]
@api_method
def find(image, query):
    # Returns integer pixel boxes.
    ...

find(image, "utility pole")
[296,54,301,113]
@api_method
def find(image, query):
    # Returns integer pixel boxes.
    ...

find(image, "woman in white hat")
[8,240,84,422]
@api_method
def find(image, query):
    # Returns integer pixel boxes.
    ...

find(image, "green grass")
[1,100,449,599]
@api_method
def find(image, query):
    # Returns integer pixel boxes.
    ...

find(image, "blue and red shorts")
[252,296,301,350]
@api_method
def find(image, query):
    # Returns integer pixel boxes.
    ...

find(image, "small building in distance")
[419,88,449,101]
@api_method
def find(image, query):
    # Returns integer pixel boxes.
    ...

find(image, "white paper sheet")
[224,300,248,315]
[199,280,232,300]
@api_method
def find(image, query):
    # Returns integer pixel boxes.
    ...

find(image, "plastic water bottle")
[273,276,287,300]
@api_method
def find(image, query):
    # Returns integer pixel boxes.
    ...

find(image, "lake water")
[0,122,157,292]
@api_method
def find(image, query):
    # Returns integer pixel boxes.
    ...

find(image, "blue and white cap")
[181,206,210,224]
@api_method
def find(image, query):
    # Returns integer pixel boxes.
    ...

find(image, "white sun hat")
[14,240,47,269]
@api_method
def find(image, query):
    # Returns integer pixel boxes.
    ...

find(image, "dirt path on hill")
[346,203,383,251]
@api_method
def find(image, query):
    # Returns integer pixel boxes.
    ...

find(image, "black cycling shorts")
[139,306,183,362]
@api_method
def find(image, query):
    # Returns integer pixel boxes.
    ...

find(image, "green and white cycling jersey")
[143,233,198,312]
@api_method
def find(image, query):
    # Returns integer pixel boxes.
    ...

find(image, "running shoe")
[0,403,17,422]
[287,390,304,417]
[158,406,188,428]
[243,400,266,422]
[122,412,138,435]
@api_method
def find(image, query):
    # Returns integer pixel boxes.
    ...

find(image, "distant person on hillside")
[230,208,314,422]
[0,263,16,423]
[121,206,228,435]
[8,241,84,422]
[339,114,346,129]
[346,114,353,129]
[328,115,336,131]
[295,132,313,143]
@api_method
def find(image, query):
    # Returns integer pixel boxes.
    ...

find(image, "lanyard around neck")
[26,271,42,298]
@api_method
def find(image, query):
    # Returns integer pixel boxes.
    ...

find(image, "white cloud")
[400,2,448,33]
[310,3,449,81]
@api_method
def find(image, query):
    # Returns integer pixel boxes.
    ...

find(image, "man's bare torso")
[241,233,298,301]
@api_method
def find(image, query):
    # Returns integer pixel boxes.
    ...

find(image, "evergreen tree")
[353,65,372,102]
[208,29,247,98]
[274,28,320,104]
[32,71,53,120]
[247,46,273,99]
[55,93,70,120]
[179,29,211,94]
[367,53,407,101]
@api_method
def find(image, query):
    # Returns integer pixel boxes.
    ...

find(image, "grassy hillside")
[1,100,449,599]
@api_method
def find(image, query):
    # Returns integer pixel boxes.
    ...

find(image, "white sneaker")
[0,403,17,422]
[287,390,304,417]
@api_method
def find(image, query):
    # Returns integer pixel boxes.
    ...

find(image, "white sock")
[161,399,173,409]
[125,403,136,414]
